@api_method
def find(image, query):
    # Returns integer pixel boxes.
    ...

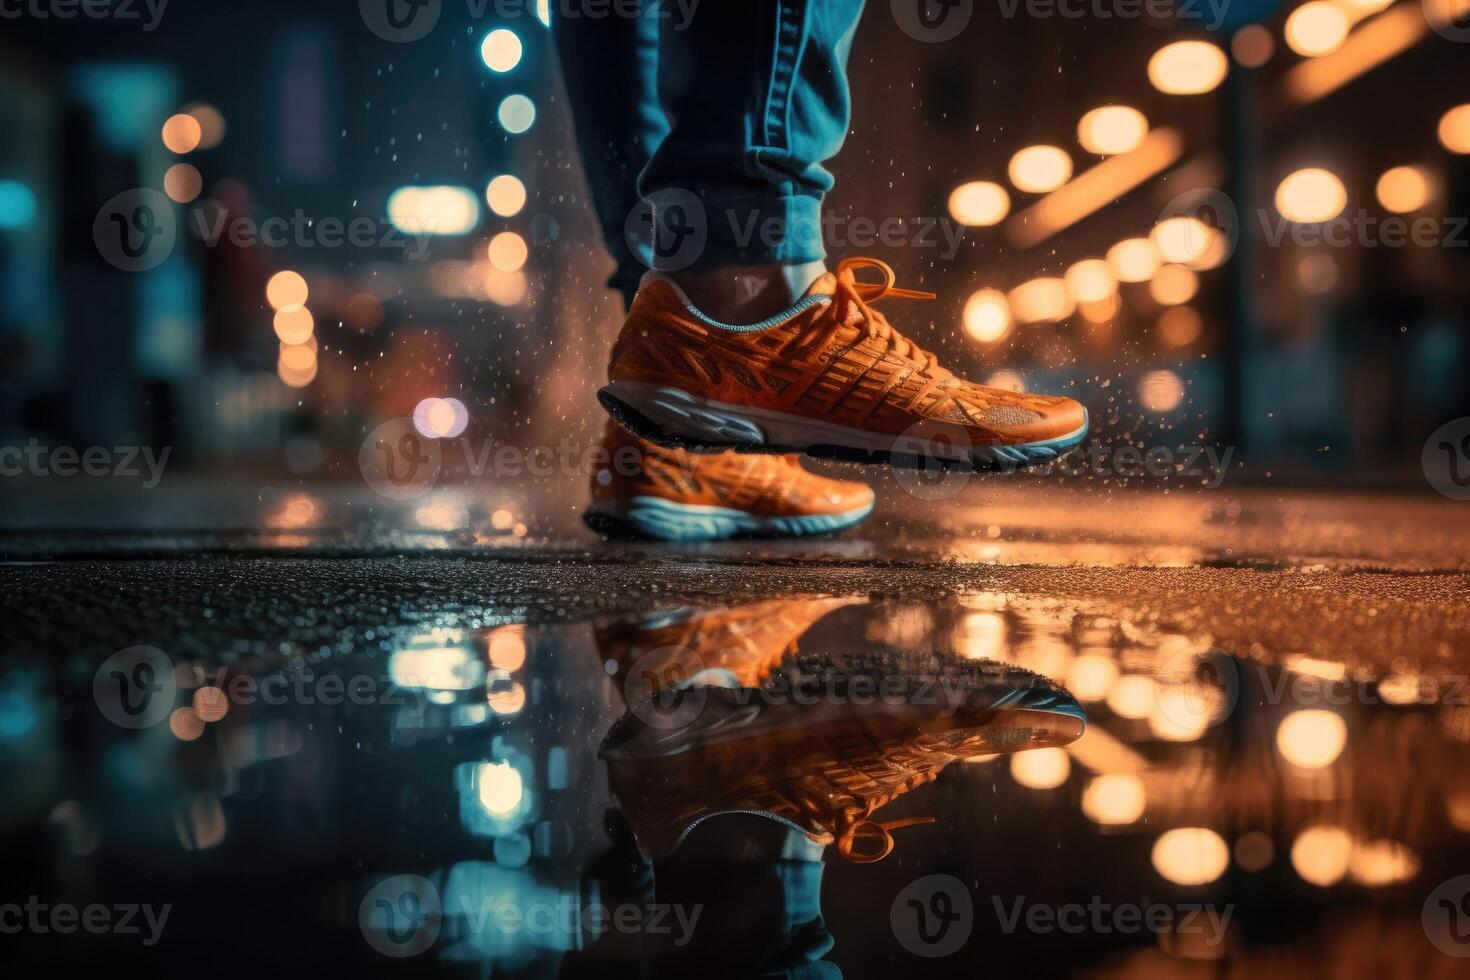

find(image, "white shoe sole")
[599,380,1089,472]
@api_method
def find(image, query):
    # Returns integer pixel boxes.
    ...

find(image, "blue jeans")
[554,0,866,308]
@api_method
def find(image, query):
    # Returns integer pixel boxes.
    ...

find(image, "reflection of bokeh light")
[1149,265,1199,306]
[1065,259,1118,304]
[1297,253,1339,294]
[279,342,316,374]
[273,306,314,345]
[1285,2,1350,57]
[266,270,309,310]
[476,761,524,816]
[1082,774,1145,825]
[1010,747,1070,789]
[488,682,527,715]
[1066,654,1119,701]
[1375,166,1431,213]
[1152,217,1213,264]
[1376,674,1423,705]
[267,493,318,529]
[1276,709,1347,768]
[1291,826,1352,886]
[498,95,537,134]
[1077,106,1148,156]
[1348,839,1419,886]
[1108,674,1155,718]
[948,181,1010,226]
[1008,277,1074,324]
[1231,24,1274,67]
[953,612,1005,660]
[1108,237,1161,282]
[193,687,229,723]
[390,643,482,696]
[1148,41,1228,95]
[182,102,226,148]
[163,163,203,204]
[1152,828,1229,885]
[1440,105,1470,154]
[1275,168,1347,223]
[984,370,1026,392]
[1158,307,1203,347]
[488,626,527,671]
[485,174,527,216]
[480,28,523,72]
[491,509,515,530]
[277,360,317,388]
[1079,294,1121,325]
[1235,831,1275,871]
[387,185,480,235]
[170,707,205,741]
[161,113,202,153]
[485,269,528,306]
[1151,686,1212,741]
[963,289,1011,342]
[414,502,468,531]
[413,397,468,439]
[1008,146,1073,194]
[488,231,529,271]
[1139,370,1186,412]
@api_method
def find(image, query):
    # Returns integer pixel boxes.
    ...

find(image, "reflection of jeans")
[554,0,866,305]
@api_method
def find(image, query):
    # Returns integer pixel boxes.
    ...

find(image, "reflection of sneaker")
[599,257,1088,471]
[600,652,1084,863]
[595,595,865,697]
[583,421,874,541]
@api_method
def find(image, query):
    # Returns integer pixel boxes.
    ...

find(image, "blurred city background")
[1,0,1468,516]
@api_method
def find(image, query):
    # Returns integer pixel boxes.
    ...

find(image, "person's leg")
[553,1,667,310]
[641,0,866,321]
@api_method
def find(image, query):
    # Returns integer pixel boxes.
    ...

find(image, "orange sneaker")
[600,649,1085,862]
[584,421,874,541]
[594,595,865,700]
[599,257,1088,471]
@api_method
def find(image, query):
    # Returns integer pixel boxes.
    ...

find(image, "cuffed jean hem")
[651,191,827,273]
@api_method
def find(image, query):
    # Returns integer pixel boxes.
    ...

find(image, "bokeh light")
[1275,168,1347,223]
[1008,146,1073,194]
[1082,774,1146,825]
[1008,277,1074,323]
[1010,747,1070,789]
[1108,237,1161,282]
[387,186,480,236]
[1064,258,1118,303]
[273,306,314,345]
[1148,41,1228,95]
[1276,709,1347,768]
[161,113,202,153]
[963,288,1011,342]
[486,174,527,217]
[163,163,203,204]
[1077,106,1148,156]
[266,271,309,311]
[1231,24,1275,67]
[488,231,529,272]
[1138,370,1186,412]
[181,102,226,148]
[1158,306,1204,347]
[1285,2,1351,57]
[498,95,536,134]
[1149,265,1199,306]
[480,29,523,72]
[1152,828,1229,885]
[947,181,1010,226]
[1440,105,1470,154]
[1152,217,1213,264]
[1375,166,1431,213]
[1291,826,1352,886]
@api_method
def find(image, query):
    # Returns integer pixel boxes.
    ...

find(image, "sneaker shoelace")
[824,258,940,373]
[814,767,939,863]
